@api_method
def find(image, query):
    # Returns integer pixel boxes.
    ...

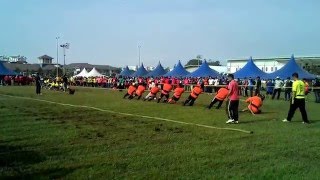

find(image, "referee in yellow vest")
[283,72,310,124]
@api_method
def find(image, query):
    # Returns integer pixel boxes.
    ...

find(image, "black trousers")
[314,90,320,103]
[36,84,41,94]
[286,98,309,123]
[183,95,196,106]
[226,100,239,121]
[157,93,169,103]
[208,98,223,109]
[255,88,260,96]
[284,91,291,101]
[123,93,133,99]
[249,87,254,97]
[272,88,281,100]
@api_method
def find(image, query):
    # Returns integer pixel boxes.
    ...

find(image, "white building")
[227,57,320,73]
[185,65,227,74]
[0,55,27,63]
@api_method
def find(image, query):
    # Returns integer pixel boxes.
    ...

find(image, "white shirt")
[214,79,219,86]
[274,79,283,89]
[208,78,214,85]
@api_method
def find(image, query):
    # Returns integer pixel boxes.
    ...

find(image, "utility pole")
[56,37,60,77]
[60,43,70,75]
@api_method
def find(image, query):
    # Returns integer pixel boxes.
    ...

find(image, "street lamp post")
[56,37,60,77]
[60,43,70,75]
[138,45,141,67]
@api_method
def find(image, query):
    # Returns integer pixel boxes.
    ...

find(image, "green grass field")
[0,86,320,179]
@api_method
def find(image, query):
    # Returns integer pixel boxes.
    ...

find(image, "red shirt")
[228,80,239,100]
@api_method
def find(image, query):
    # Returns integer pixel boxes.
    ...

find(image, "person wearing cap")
[255,76,261,96]
[272,76,283,100]
[283,73,310,124]
[207,86,228,109]
[226,74,239,124]
[183,83,204,106]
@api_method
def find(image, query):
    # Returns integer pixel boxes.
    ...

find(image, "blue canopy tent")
[0,61,17,76]
[119,66,133,76]
[186,60,220,78]
[234,57,268,79]
[146,62,167,77]
[267,55,316,79]
[164,60,190,77]
[131,63,149,77]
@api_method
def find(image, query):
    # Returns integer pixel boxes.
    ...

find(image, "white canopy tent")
[74,68,89,77]
[86,67,104,77]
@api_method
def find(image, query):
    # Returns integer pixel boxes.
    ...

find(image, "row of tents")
[1,55,317,79]
[120,60,221,78]
[120,55,317,79]
[74,67,103,77]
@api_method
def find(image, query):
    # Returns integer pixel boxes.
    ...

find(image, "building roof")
[3,62,40,71]
[65,63,118,71]
[228,56,320,62]
[38,55,54,59]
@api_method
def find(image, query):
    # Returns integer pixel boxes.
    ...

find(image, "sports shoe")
[282,119,290,122]
[226,119,235,124]
[234,121,239,124]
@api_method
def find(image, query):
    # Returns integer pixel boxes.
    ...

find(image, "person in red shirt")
[144,83,160,101]
[133,83,146,100]
[226,74,240,124]
[207,87,229,109]
[242,94,265,114]
[168,84,185,104]
[123,83,137,99]
[183,83,204,106]
[157,80,173,103]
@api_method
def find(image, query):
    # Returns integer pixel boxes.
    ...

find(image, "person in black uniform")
[255,76,261,96]
[63,75,68,92]
[35,73,41,95]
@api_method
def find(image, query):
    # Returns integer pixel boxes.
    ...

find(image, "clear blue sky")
[0,0,319,67]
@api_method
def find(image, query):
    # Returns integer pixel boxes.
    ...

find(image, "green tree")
[207,60,221,66]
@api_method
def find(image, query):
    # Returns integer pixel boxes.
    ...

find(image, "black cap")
[227,74,234,79]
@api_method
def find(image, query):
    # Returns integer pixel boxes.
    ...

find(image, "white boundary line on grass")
[0,94,253,134]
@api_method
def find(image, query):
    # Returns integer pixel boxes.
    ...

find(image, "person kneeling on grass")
[168,84,185,104]
[123,83,137,99]
[242,94,265,114]
[207,86,228,109]
[183,83,204,106]
[144,83,160,101]
[133,83,146,100]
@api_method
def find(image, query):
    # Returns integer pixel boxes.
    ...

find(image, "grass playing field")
[0,86,320,179]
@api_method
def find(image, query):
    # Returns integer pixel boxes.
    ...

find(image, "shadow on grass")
[0,145,45,167]
[0,145,79,179]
